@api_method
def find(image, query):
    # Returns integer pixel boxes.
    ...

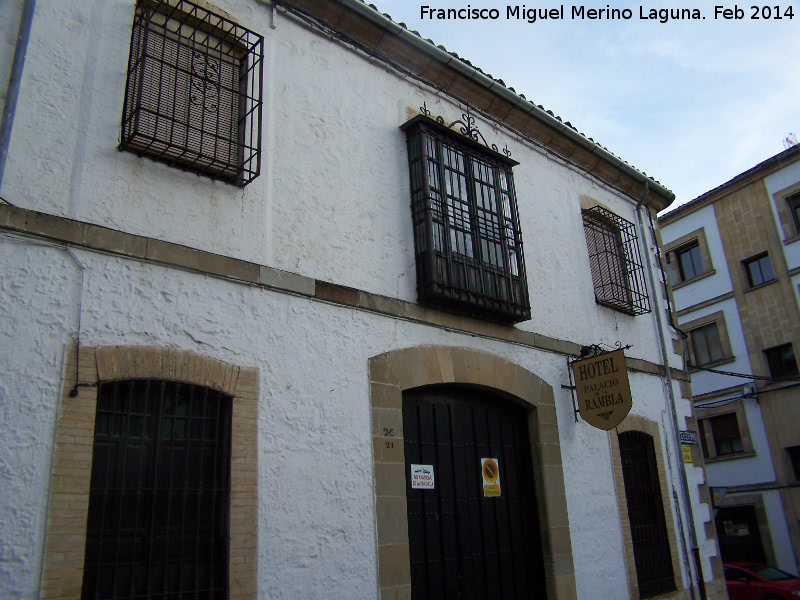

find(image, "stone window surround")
[742,252,777,289]
[681,311,735,370]
[39,345,258,600]
[772,180,800,242]
[695,400,755,463]
[663,228,715,289]
[763,342,800,379]
[607,415,686,600]
[369,345,577,600]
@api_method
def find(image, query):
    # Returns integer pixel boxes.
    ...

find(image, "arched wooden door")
[403,385,547,599]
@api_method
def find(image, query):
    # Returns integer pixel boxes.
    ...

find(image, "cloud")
[370,0,800,206]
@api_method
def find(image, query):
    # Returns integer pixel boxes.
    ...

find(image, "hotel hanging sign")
[571,348,632,430]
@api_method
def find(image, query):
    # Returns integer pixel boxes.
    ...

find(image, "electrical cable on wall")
[688,362,800,383]
[0,233,86,395]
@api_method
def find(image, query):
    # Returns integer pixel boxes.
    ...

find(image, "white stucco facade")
[0,1,721,599]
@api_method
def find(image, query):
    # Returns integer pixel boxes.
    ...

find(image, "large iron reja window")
[82,379,232,600]
[121,0,263,186]
[402,115,530,324]
[582,205,650,315]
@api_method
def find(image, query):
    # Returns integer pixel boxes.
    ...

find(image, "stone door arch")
[369,345,576,600]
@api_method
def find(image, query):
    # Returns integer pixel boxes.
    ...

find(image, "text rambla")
[420,5,705,23]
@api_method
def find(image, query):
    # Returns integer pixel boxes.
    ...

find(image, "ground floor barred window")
[82,379,232,600]
[618,430,676,598]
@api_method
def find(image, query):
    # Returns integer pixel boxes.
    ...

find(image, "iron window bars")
[401,114,530,324]
[121,0,263,186]
[618,431,676,598]
[582,205,650,316]
[82,380,232,600]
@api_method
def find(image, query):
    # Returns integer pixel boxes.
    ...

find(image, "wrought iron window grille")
[419,102,512,158]
[618,430,676,598]
[81,379,232,600]
[582,205,650,316]
[401,111,530,324]
[121,0,264,186]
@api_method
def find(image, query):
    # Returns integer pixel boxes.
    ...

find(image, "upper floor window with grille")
[582,206,650,315]
[764,343,798,378]
[743,253,775,288]
[401,114,530,324]
[121,0,264,186]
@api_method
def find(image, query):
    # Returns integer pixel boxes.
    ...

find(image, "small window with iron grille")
[582,206,650,315]
[121,0,263,186]
[401,114,530,324]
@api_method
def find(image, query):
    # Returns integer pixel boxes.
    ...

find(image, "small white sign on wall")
[410,464,435,489]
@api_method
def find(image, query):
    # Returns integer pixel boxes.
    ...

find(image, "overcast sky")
[369,0,799,212]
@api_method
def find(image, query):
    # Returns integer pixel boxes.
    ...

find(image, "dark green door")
[403,385,547,599]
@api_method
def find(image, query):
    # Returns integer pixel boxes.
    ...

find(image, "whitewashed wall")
[0,242,685,599]
[1,0,671,366]
[0,0,704,598]
[0,1,23,109]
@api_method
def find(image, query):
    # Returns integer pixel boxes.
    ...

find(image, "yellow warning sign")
[481,458,501,497]
[682,445,693,463]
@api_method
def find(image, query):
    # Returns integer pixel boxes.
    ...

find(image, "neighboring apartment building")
[660,144,800,576]
[0,1,724,599]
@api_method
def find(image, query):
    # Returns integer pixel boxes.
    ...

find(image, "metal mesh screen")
[121,0,263,186]
[582,205,650,315]
[81,380,232,600]
[402,116,530,324]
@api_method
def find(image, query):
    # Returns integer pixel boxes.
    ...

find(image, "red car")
[724,562,800,600]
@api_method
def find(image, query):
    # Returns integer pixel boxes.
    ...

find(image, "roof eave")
[272,0,675,212]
